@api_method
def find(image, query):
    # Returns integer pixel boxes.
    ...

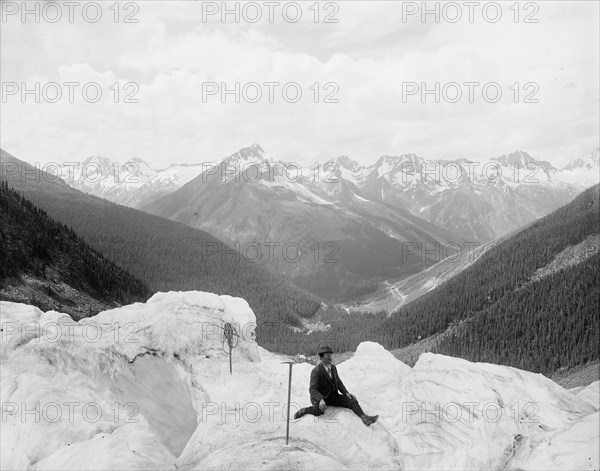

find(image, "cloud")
[1,1,598,168]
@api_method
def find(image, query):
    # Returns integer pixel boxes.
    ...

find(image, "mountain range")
[67,148,599,237]
[328,147,598,241]
[62,144,598,300]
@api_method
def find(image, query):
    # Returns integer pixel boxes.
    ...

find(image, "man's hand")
[319,399,326,411]
[346,392,356,400]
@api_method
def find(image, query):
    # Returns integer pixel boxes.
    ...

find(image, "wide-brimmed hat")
[318,345,334,355]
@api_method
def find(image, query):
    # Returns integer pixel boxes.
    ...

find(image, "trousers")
[302,392,365,417]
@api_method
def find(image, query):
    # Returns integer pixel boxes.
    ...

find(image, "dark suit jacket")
[310,362,349,403]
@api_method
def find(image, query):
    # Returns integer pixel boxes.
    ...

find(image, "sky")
[1,0,599,169]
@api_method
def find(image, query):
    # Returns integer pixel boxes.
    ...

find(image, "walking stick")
[281,360,294,445]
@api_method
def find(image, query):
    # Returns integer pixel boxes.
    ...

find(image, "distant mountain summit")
[562,147,600,171]
[68,154,204,207]
[221,143,266,164]
[555,147,600,188]
[492,150,538,167]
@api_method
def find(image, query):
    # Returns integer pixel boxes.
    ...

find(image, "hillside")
[0,149,322,351]
[0,180,152,319]
[431,250,598,373]
[377,184,599,375]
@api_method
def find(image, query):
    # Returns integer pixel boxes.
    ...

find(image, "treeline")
[0,179,152,305]
[432,252,599,374]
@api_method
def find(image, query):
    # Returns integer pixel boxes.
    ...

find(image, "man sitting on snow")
[294,345,379,426]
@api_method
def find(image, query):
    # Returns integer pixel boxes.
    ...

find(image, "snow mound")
[393,353,597,470]
[0,291,258,470]
[1,293,598,470]
[574,380,600,409]
[176,345,404,471]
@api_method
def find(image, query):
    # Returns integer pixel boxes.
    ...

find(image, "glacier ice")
[0,291,597,470]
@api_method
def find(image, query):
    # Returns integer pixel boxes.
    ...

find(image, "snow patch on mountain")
[152,163,205,185]
[322,155,371,187]
[352,192,371,203]
[258,175,335,205]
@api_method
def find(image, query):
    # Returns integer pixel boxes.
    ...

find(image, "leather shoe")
[361,414,379,426]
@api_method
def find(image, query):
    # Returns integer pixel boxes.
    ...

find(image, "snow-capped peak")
[334,155,364,171]
[372,153,429,181]
[556,147,600,188]
[221,143,267,166]
[490,151,558,183]
[128,156,152,168]
[377,153,422,167]
[80,155,114,171]
[492,151,546,169]
[319,155,371,187]
[562,147,600,171]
